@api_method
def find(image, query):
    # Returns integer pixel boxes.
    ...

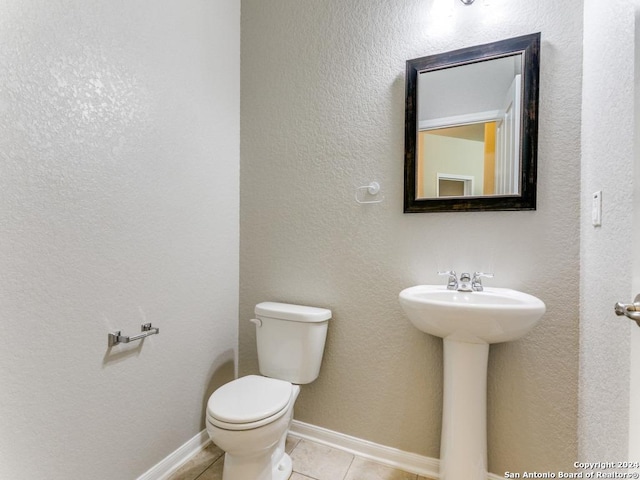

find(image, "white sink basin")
[399,285,546,344]
[399,283,546,479]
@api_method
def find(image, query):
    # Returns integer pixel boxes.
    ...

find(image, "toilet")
[205,301,331,480]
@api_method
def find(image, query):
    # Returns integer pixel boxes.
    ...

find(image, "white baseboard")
[289,420,503,480]
[136,430,211,480]
[289,420,440,478]
[137,422,503,480]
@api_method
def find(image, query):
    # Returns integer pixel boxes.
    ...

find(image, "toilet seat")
[207,375,293,431]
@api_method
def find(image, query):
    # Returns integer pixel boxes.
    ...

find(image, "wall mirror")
[404,33,540,213]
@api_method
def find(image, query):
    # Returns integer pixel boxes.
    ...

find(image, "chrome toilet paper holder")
[108,323,160,347]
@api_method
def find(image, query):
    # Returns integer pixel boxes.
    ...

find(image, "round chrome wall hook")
[460,0,475,4]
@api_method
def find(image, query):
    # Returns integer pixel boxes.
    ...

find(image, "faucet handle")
[438,270,458,290]
[472,272,494,291]
[472,272,493,279]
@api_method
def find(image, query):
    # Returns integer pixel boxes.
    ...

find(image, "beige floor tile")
[417,476,438,480]
[167,442,224,480]
[286,435,301,454]
[290,439,354,480]
[194,454,224,480]
[290,473,317,480]
[344,456,417,480]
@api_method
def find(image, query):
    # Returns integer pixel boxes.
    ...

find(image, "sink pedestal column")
[440,338,489,480]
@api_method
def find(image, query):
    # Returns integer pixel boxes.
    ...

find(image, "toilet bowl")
[205,302,331,480]
[206,375,300,480]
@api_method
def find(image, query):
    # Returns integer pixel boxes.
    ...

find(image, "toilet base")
[273,452,292,480]
[221,449,291,480]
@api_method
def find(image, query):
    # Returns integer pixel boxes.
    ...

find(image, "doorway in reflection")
[417,122,497,198]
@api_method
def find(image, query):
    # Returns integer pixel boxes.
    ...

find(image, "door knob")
[614,294,640,327]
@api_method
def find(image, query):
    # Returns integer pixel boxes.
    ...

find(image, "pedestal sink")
[399,284,546,480]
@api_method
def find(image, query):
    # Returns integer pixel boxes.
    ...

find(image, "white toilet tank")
[253,302,331,384]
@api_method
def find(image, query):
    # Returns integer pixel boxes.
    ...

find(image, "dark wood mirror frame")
[404,33,540,213]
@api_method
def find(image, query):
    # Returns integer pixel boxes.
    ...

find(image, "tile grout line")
[341,454,356,480]
[289,438,320,480]
[190,448,224,480]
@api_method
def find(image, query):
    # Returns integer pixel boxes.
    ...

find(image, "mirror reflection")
[404,33,540,213]
[417,55,522,199]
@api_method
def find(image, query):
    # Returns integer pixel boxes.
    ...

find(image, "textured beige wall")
[240,0,582,474]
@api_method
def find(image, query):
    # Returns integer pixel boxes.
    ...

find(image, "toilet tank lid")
[255,302,331,323]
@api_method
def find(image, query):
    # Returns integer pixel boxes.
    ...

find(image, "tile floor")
[167,436,436,480]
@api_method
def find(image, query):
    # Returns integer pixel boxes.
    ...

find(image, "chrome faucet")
[471,272,493,291]
[458,273,472,291]
[439,270,493,292]
[438,270,458,290]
